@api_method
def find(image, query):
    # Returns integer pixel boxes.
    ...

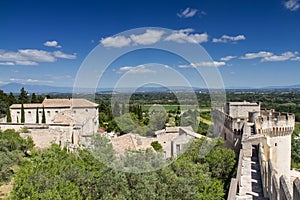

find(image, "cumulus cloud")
[0,49,77,66]
[178,61,226,68]
[15,61,39,66]
[100,28,209,48]
[18,49,56,62]
[53,51,76,59]
[9,78,53,84]
[118,65,155,74]
[212,35,246,43]
[100,35,131,48]
[43,40,62,48]
[220,56,237,61]
[0,62,14,66]
[177,7,198,18]
[165,29,208,44]
[130,30,165,45]
[284,0,300,11]
[240,51,274,60]
[262,51,298,62]
[240,51,300,62]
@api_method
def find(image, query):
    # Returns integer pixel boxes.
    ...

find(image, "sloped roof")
[111,133,154,154]
[10,98,98,109]
[43,98,98,108]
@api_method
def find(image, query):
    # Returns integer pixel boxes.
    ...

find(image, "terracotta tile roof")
[52,110,76,124]
[43,98,98,108]
[10,98,98,109]
[111,133,137,154]
[111,133,154,154]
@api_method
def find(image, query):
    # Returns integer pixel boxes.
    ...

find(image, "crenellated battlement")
[213,101,298,200]
[255,109,295,137]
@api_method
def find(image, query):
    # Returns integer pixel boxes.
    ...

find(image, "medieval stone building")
[213,101,300,199]
[1,98,98,148]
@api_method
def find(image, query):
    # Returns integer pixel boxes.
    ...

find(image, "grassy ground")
[142,104,210,112]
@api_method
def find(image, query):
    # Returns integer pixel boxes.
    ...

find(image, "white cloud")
[240,51,300,62]
[100,28,209,48]
[0,49,76,66]
[130,30,165,45]
[118,65,155,74]
[18,49,56,62]
[179,61,226,68]
[220,56,236,61]
[262,51,298,62]
[43,40,62,48]
[15,61,39,66]
[292,56,300,61]
[9,78,53,84]
[165,29,208,44]
[177,7,198,18]
[284,0,300,11]
[53,51,76,59]
[0,62,15,66]
[213,35,246,43]
[100,35,131,48]
[240,51,274,59]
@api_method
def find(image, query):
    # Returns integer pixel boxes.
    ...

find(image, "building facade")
[7,98,99,147]
[213,101,297,199]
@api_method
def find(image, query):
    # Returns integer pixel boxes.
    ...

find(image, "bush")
[151,141,163,151]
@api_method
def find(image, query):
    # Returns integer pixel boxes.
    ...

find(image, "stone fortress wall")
[213,101,300,200]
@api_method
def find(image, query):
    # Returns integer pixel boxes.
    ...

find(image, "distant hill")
[0,83,73,94]
[1,82,300,94]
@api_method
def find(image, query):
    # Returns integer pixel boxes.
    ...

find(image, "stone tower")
[254,109,295,180]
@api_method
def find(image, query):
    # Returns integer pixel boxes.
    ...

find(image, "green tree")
[204,146,236,181]
[31,93,37,103]
[21,103,25,123]
[7,92,17,106]
[151,141,163,151]
[113,101,120,117]
[6,106,11,122]
[42,106,46,123]
[121,103,126,115]
[18,87,29,104]
[36,107,39,124]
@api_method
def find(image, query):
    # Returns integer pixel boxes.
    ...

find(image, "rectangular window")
[176,144,181,153]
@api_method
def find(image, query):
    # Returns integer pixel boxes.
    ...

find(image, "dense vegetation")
[1,88,300,197]
[5,131,235,200]
[0,129,34,185]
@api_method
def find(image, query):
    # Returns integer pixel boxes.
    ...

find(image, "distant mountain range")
[1,82,300,94]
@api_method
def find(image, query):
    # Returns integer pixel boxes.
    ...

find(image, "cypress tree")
[31,93,37,103]
[19,87,29,103]
[121,103,126,115]
[36,107,39,123]
[113,101,120,117]
[20,103,25,123]
[42,106,46,123]
[6,106,11,123]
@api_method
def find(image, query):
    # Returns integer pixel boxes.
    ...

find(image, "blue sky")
[1,0,300,89]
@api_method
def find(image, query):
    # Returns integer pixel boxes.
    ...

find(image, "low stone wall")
[229,141,299,199]
[293,178,300,200]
